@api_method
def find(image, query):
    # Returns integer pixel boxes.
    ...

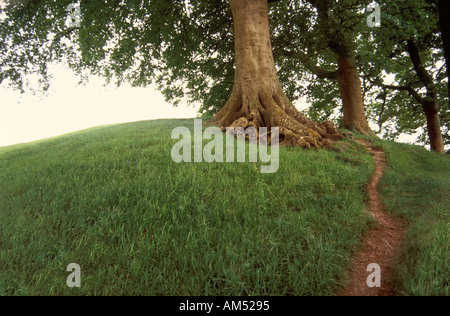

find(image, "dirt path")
[338,139,407,296]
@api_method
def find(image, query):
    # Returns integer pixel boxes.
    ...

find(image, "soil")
[338,139,407,296]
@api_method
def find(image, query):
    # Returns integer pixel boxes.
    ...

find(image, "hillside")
[0,119,448,296]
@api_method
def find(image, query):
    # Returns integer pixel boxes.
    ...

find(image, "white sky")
[0,64,200,147]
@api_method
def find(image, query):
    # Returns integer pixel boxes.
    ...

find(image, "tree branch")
[406,38,437,102]
[276,48,338,80]
[382,84,424,105]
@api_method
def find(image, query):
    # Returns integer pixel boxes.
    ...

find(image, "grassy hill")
[0,119,448,296]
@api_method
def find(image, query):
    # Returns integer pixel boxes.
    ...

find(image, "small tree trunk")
[407,39,445,153]
[424,102,445,153]
[337,56,373,134]
[214,0,341,148]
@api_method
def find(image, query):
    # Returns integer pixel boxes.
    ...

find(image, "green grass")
[0,119,375,296]
[373,140,450,296]
[1,119,448,296]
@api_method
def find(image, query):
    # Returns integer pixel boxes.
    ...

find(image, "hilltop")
[0,119,448,295]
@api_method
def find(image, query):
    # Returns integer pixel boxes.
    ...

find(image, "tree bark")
[423,102,445,153]
[213,0,342,148]
[337,56,372,134]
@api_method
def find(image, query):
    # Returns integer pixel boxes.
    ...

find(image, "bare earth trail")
[338,139,408,296]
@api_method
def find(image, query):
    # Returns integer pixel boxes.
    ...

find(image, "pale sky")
[0,64,200,147]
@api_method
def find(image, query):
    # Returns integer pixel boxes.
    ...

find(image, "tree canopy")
[0,0,448,149]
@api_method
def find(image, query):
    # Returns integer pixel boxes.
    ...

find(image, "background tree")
[271,0,374,134]
[360,0,448,152]
[305,0,372,134]
[270,0,448,152]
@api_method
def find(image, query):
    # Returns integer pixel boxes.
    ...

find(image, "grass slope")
[374,140,449,296]
[0,119,374,295]
[0,119,447,296]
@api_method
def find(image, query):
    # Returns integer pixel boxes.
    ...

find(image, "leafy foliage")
[0,0,448,147]
[0,0,234,113]
[357,0,449,145]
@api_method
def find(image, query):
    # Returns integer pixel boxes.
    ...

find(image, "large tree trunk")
[214,0,342,149]
[337,56,373,134]
[424,102,445,153]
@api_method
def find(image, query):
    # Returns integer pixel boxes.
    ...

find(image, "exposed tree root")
[212,85,343,149]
